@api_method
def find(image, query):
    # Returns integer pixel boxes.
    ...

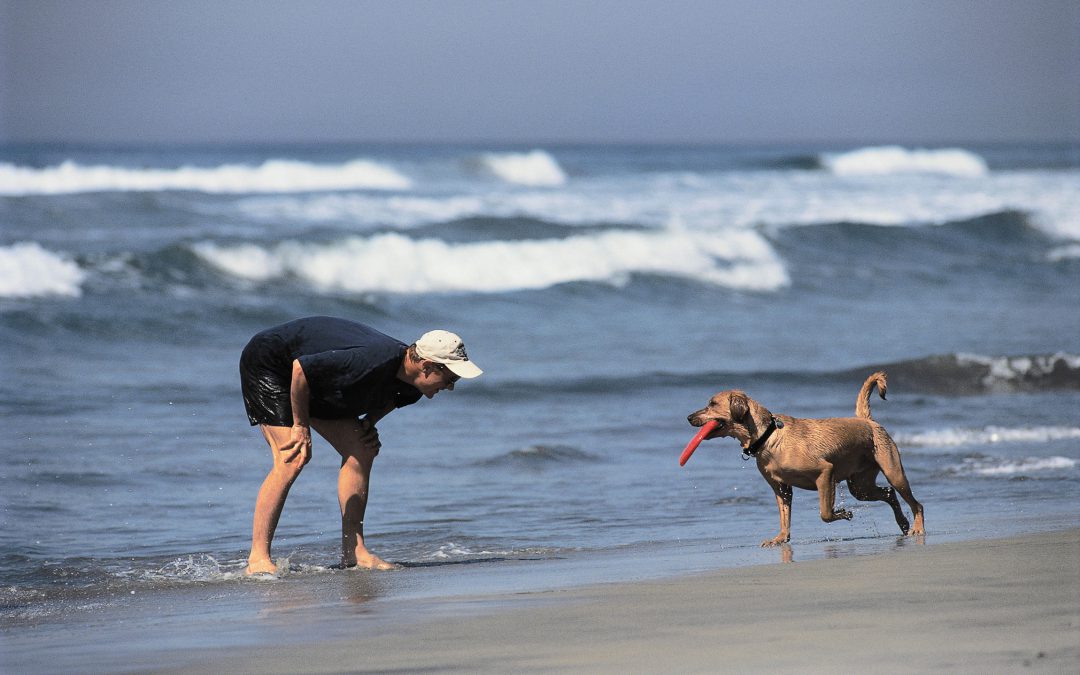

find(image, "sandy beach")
[152,528,1079,674]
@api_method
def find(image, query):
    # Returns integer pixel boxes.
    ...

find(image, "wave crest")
[0,158,412,195]
[852,352,1080,395]
[482,351,1080,400]
[476,150,567,187]
[822,146,989,177]
[191,227,789,294]
[0,243,86,298]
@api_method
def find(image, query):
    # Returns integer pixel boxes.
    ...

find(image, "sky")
[1,0,1078,145]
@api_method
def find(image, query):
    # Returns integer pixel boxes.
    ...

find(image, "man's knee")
[341,451,375,473]
[273,460,305,482]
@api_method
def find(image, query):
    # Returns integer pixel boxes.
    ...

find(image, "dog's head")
[687,390,772,449]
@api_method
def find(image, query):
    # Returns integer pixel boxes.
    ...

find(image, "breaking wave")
[0,158,412,195]
[821,146,989,177]
[851,352,1080,395]
[481,352,1080,399]
[190,227,789,294]
[0,242,86,298]
[475,150,567,187]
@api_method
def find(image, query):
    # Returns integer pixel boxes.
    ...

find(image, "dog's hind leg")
[762,481,793,547]
[872,427,925,535]
[815,465,854,524]
[847,470,909,534]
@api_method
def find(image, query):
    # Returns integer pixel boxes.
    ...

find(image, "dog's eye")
[714,420,726,427]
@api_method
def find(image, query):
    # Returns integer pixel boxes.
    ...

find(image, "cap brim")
[445,360,483,379]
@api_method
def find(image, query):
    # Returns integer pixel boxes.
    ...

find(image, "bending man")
[238,316,482,574]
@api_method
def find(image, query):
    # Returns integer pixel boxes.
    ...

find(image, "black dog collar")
[743,416,784,459]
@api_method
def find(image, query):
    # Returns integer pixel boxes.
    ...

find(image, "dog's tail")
[856,371,888,420]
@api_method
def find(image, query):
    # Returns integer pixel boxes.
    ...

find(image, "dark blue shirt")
[266,316,422,419]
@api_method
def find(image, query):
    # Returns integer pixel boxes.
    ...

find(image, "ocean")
[2,142,1079,670]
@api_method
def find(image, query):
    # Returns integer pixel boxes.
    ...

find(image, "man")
[238,316,482,574]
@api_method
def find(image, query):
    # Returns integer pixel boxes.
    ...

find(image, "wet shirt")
[261,316,422,419]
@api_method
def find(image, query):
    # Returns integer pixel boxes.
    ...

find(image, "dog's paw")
[835,509,853,521]
[761,535,789,547]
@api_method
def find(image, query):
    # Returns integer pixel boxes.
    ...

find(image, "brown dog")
[686,372,924,546]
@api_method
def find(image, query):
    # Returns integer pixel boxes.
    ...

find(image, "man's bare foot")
[343,551,398,570]
[245,558,278,575]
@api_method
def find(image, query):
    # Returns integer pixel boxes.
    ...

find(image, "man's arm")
[291,358,311,427]
[356,403,394,455]
[364,403,395,427]
[282,359,313,464]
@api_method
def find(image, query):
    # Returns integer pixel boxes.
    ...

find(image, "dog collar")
[743,416,784,459]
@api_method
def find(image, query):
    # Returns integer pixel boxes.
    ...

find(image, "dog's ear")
[729,392,749,421]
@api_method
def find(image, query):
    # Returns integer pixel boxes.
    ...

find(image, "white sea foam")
[235,191,647,229]
[140,555,233,582]
[0,159,412,195]
[230,167,1080,240]
[822,146,989,177]
[235,193,489,227]
[948,456,1077,477]
[191,228,789,294]
[1047,243,1080,262]
[477,150,567,187]
[428,542,499,559]
[0,242,86,298]
[897,425,1080,449]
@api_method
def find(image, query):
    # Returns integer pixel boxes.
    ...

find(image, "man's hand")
[282,424,312,464]
[358,417,381,456]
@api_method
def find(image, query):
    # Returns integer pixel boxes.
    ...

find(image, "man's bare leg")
[246,425,307,575]
[312,418,397,570]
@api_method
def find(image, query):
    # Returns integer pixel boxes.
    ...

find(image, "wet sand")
[157,528,1080,673]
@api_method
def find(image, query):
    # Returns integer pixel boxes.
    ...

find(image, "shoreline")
[149,527,1080,674]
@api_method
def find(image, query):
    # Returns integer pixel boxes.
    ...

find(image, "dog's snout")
[687,410,705,426]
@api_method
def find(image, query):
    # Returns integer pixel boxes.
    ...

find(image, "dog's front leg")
[762,482,792,547]
[816,467,853,523]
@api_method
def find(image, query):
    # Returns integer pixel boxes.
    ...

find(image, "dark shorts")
[239,333,293,427]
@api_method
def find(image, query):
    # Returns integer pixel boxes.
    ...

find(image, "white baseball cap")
[414,330,483,379]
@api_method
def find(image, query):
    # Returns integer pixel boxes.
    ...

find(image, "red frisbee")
[679,419,719,466]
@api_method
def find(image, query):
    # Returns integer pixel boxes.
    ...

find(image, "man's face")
[416,362,459,398]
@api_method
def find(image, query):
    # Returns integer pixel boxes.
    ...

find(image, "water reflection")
[777,532,926,565]
[252,566,396,622]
